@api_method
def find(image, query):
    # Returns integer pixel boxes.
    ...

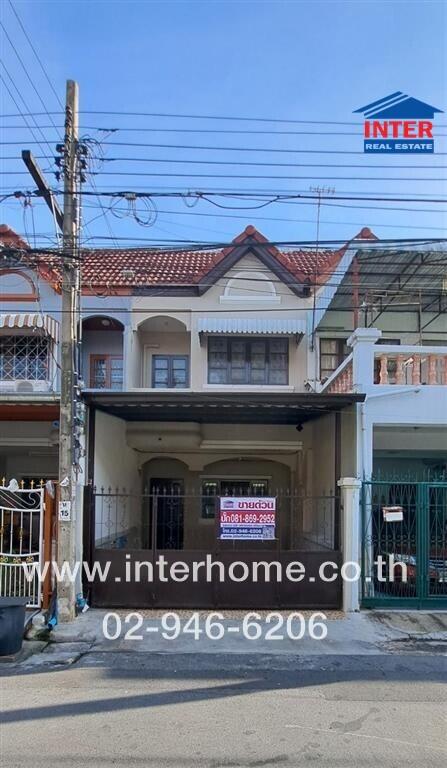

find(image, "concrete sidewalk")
[2,608,445,669]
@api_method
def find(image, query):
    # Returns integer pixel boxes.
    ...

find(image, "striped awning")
[197,317,305,335]
[0,313,59,342]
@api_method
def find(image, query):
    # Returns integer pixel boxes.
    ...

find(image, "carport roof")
[83,391,364,424]
[327,246,447,312]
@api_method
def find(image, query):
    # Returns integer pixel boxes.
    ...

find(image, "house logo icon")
[354,92,443,154]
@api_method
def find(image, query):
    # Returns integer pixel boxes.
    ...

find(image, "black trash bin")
[0,597,28,655]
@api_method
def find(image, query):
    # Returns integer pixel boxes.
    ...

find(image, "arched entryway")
[136,315,190,389]
[81,315,124,389]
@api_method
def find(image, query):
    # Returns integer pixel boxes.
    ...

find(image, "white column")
[338,476,362,612]
[348,328,381,391]
[122,325,132,389]
[190,319,203,390]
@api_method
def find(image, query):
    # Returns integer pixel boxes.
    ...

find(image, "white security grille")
[0,335,49,381]
[0,485,44,607]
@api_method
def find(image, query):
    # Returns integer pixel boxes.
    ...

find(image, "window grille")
[0,335,49,381]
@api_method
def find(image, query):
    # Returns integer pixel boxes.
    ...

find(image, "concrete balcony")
[322,330,447,394]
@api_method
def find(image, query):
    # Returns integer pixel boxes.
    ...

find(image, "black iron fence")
[91,487,339,553]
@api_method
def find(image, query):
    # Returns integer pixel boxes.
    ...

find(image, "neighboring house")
[1,223,446,610]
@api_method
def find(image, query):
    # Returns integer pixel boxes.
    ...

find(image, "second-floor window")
[90,355,123,389]
[152,355,189,388]
[319,338,350,381]
[208,337,289,385]
[0,335,49,380]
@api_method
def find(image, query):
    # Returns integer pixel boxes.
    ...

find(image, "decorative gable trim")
[197,227,305,297]
[0,269,38,301]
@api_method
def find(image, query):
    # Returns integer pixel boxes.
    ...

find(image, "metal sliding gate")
[362,479,447,608]
[0,483,45,608]
[87,488,343,609]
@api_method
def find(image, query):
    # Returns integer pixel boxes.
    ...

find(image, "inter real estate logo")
[354,91,443,154]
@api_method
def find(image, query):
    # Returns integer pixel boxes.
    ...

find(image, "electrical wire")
[2,123,447,145]
[0,21,61,134]
[7,302,444,315]
[2,136,447,150]
[34,190,447,204]
[1,176,445,200]
[5,168,447,182]
[76,200,447,232]
[4,188,447,207]
[0,109,446,128]
[3,154,446,170]
[0,67,54,158]
[4,235,446,248]
[7,1,64,109]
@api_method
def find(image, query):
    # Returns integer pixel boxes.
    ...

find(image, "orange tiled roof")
[2,224,377,292]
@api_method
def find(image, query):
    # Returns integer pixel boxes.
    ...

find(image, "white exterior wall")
[93,410,141,546]
[94,410,140,492]
[344,329,447,480]
[130,254,313,393]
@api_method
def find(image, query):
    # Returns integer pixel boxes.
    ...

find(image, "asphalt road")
[1,650,446,768]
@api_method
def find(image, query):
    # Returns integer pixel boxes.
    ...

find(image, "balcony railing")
[374,346,447,386]
[322,344,447,393]
[324,354,353,393]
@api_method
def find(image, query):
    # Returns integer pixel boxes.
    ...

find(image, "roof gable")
[196,226,307,296]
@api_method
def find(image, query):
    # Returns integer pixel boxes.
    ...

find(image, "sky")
[0,0,446,250]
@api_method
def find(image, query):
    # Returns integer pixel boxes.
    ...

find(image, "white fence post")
[338,477,362,612]
[348,328,381,390]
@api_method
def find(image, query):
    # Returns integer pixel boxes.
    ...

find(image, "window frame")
[89,354,123,389]
[151,354,190,389]
[319,337,350,381]
[207,336,289,386]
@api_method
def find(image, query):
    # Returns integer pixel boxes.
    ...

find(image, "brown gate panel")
[89,491,342,610]
[91,549,342,609]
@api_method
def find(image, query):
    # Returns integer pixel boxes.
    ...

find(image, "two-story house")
[1,223,446,611]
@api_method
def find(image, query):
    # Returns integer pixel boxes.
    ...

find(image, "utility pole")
[22,79,80,621]
[58,80,80,621]
[309,186,335,352]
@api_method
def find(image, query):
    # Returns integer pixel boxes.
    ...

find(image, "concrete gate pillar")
[338,477,362,612]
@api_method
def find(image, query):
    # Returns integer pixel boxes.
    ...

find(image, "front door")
[150,478,184,550]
